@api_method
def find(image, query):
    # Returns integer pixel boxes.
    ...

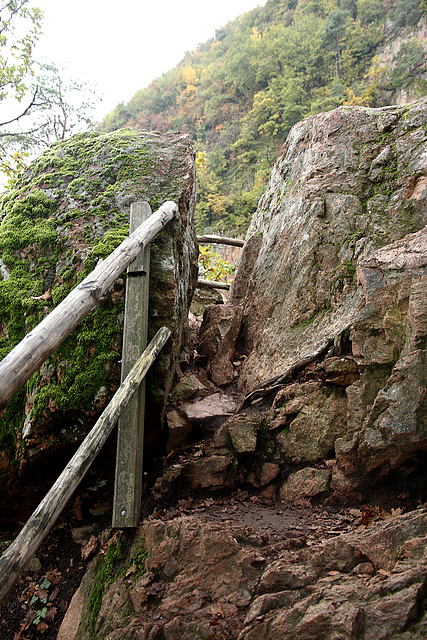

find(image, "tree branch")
[0,85,38,126]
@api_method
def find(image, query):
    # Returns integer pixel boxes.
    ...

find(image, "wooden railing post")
[0,327,171,606]
[112,202,151,528]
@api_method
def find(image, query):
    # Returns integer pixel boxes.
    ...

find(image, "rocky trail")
[0,99,426,639]
[1,465,422,640]
[1,343,426,640]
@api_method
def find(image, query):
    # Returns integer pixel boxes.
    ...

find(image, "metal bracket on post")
[112,201,151,528]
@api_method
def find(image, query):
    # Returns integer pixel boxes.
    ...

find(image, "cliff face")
[231,98,426,495]
[375,19,427,106]
[0,130,198,489]
[232,99,426,392]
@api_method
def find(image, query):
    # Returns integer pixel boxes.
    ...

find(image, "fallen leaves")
[81,534,99,561]
[12,572,62,638]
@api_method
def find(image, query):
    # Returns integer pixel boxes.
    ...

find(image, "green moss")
[0,190,57,255]
[87,536,126,637]
[0,127,188,464]
[0,388,25,455]
[119,545,148,580]
[90,227,129,260]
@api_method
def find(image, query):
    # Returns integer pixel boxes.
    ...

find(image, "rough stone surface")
[333,227,427,494]
[69,506,427,640]
[198,303,243,385]
[230,99,427,497]
[170,372,208,403]
[231,99,427,393]
[181,392,238,424]
[165,408,193,453]
[273,381,348,464]
[0,130,198,489]
[190,283,224,317]
[228,416,260,453]
[279,467,331,502]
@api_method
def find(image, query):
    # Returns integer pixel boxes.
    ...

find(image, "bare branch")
[0,85,38,126]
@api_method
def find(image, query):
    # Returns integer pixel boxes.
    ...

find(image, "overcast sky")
[34,0,266,122]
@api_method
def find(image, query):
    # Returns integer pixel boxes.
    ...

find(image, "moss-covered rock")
[0,129,197,486]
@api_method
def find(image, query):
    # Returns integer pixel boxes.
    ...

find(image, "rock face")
[64,504,427,640]
[230,99,427,498]
[232,99,426,392]
[198,304,243,385]
[0,130,197,485]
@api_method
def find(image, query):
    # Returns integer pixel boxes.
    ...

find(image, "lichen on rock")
[230,98,427,499]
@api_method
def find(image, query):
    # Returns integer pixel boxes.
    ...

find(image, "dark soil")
[0,449,117,640]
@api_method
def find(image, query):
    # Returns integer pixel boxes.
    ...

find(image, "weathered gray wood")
[0,200,178,412]
[197,234,244,247]
[0,326,171,606]
[113,202,151,528]
[197,278,231,291]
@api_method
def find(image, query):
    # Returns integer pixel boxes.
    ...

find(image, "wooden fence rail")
[0,200,178,413]
[0,326,171,606]
[197,234,244,247]
[196,233,243,291]
[197,278,230,291]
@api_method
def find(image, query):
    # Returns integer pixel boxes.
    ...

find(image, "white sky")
[34,0,266,123]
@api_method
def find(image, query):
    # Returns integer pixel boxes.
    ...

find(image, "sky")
[34,0,266,123]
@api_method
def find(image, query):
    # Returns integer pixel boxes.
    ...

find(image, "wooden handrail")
[0,326,171,605]
[0,200,178,412]
[197,234,244,247]
[197,278,230,291]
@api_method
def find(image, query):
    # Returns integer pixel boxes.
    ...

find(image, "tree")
[323,8,352,71]
[0,0,43,179]
[0,2,100,184]
[0,0,43,103]
[390,41,426,89]
[1,62,100,182]
[393,0,421,28]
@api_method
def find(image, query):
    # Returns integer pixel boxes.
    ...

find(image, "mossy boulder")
[0,129,198,488]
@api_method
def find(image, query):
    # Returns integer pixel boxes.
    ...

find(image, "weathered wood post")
[112,201,151,527]
[0,326,171,606]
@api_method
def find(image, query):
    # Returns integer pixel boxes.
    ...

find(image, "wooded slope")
[100,0,427,234]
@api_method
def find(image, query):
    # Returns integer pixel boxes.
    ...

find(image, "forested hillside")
[100,0,427,234]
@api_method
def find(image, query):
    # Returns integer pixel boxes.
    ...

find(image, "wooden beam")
[197,234,244,247]
[113,202,151,528]
[0,326,171,606]
[0,201,178,412]
[197,279,230,291]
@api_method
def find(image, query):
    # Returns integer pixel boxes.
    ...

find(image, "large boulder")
[231,99,427,497]
[0,130,197,490]
[232,99,426,392]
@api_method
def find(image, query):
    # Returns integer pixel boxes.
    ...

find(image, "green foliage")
[97,0,424,236]
[390,41,426,89]
[199,245,235,282]
[0,1,43,178]
[393,0,422,29]
[0,1,43,102]
[0,4,99,181]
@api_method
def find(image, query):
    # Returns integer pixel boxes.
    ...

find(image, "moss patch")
[87,536,126,637]
[0,129,194,467]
